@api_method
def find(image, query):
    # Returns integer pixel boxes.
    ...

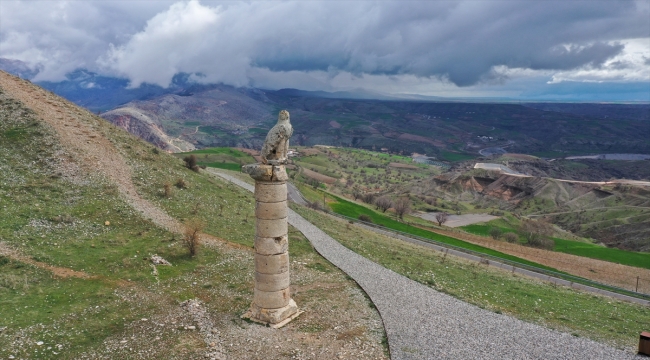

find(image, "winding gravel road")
[209,169,638,360]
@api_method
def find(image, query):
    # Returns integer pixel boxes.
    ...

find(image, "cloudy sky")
[1,0,649,101]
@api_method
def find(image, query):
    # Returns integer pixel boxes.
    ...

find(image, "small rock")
[36,341,44,346]
[150,254,171,266]
[187,326,196,330]
[104,221,110,226]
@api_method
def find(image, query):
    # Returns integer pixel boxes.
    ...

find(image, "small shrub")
[307,201,323,211]
[503,232,519,243]
[183,219,205,257]
[175,178,188,189]
[489,227,503,240]
[163,182,173,198]
[183,155,200,172]
[527,236,555,250]
[358,214,373,223]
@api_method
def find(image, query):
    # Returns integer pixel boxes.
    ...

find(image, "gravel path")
[211,170,637,360]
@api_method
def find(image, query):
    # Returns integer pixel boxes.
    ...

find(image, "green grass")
[0,93,390,358]
[198,161,242,171]
[293,205,650,350]
[553,238,650,270]
[462,222,650,270]
[439,151,475,162]
[179,147,249,157]
[461,223,516,237]
[324,193,558,271]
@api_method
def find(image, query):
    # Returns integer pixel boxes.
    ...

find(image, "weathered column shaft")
[253,181,291,309]
[241,163,300,328]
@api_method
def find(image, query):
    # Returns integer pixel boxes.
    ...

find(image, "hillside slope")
[101,85,275,152]
[0,71,387,359]
[424,169,650,251]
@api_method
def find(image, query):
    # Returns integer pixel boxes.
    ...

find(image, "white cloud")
[548,38,650,83]
[1,0,648,98]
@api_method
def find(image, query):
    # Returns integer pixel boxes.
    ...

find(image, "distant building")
[412,154,438,165]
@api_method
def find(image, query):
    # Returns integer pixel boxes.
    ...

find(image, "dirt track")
[0,71,183,235]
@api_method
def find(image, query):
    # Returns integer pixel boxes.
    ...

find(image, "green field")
[462,222,650,270]
[324,193,558,271]
[439,151,475,162]
[175,147,254,172]
[553,238,650,270]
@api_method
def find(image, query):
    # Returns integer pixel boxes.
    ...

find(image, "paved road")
[287,181,308,206]
[210,170,640,360]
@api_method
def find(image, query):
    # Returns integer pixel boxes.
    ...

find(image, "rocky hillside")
[416,168,650,251]
[100,85,275,152]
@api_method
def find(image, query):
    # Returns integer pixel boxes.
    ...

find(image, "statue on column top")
[261,110,293,165]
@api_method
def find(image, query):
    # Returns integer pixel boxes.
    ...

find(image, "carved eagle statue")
[261,110,293,165]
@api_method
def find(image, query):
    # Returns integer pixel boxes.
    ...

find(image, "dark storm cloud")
[245,1,645,86]
[1,0,648,88]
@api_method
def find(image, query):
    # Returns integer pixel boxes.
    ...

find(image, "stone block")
[253,287,291,309]
[255,235,288,255]
[254,253,289,274]
[243,299,300,327]
[256,217,288,238]
[255,200,287,220]
[242,164,273,181]
[255,183,287,203]
[271,166,289,182]
[255,271,291,292]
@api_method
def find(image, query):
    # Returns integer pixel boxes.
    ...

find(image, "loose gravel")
[212,170,638,360]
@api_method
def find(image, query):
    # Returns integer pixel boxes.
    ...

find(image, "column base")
[241,299,302,329]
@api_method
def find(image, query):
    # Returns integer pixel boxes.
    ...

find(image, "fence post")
[637,276,640,293]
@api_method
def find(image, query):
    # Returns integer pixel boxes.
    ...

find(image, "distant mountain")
[2,60,648,157]
[100,85,275,151]
[273,88,399,101]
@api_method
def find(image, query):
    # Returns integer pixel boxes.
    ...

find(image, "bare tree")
[352,187,362,201]
[393,197,411,220]
[374,196,393,213]
[361,193,376,204]
[519,219,554,249]
[435,212,449,226]
[183,219,205,257]
[503,232,519,243]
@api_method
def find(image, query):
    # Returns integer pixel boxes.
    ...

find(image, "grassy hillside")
[0,75,387,359]
[174,147,255,171]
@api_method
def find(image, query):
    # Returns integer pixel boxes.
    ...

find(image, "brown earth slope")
[0,71,183,234]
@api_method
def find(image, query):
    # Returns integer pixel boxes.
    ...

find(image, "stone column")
[241,163,301,328]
